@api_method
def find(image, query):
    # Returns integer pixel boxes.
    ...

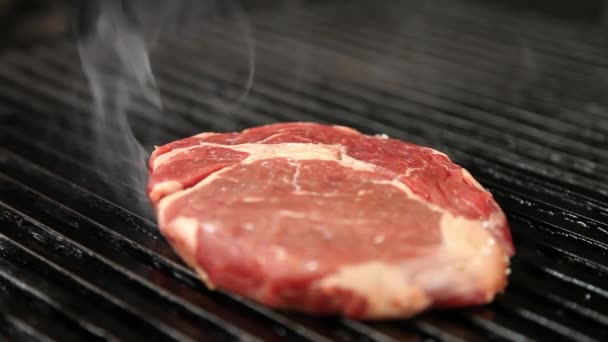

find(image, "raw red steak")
[148,122,514,319]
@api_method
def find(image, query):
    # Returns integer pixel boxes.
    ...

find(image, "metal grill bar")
[292,5,607,82]
[424,2,608,56]
[344,0,608,73]
[0,238,186,341]
[245,16,608,125]
[0,262,104,342]
[0,201,256,341]
[0,61,186,140]
[245,19,608,157]
[247,11,608,130]
[0,312,53,342]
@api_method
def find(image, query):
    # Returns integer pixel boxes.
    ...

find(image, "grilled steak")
[147,122,514,319]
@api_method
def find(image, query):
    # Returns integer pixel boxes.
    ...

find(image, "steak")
[147,122,514,319]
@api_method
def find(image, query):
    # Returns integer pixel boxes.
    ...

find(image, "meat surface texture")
[148,122,514,319]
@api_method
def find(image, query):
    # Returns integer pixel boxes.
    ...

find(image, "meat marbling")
[147,122,514,319]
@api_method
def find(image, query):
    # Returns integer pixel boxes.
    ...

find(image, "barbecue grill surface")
[2,0,608,341]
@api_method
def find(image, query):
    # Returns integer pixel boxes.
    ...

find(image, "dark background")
[2,0,608,46]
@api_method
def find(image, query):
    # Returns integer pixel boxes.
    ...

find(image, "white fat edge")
[313,212,508,317]
[153,142,378,171]
[168,217,199,255]
[157,216,215,289]
[195,266,215,289]
[156,168,240,290]
[152,144,211,171]
[315,261,432,318]
[239,143,340,164]
[313,199,508,317]
[193,132,218,139]
[404,167,423,177]
[429,148,449,158]
[291,162,302,191]
[427,148,486,194]
[157,165,238,225]
[149,180,183,203]
[259,132,288,143]
[432,212,508,300]
[330,124,360,135]
[149,132,215,170]
[277,209,309,219]
[336,146,377,172]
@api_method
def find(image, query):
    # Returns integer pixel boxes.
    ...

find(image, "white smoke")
[76,0,255,215]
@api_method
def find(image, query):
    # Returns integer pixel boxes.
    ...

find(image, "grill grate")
[2,0,608,340]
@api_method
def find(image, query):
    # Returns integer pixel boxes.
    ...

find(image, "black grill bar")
[9,11,608,160]
[244,16,607,122]
[0,265,104,342]
[247,10,608,128]
[0,185,256,341]
[295,3,608,80]
[0,312,53,342]
[369,0,608,72]
[425,2,608,57]
[322,0,608,52]
[338,320,406,342]
[0,233,185,341]
[0,58,186,141]
[16,35,600,169]
[246,18,608,154]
